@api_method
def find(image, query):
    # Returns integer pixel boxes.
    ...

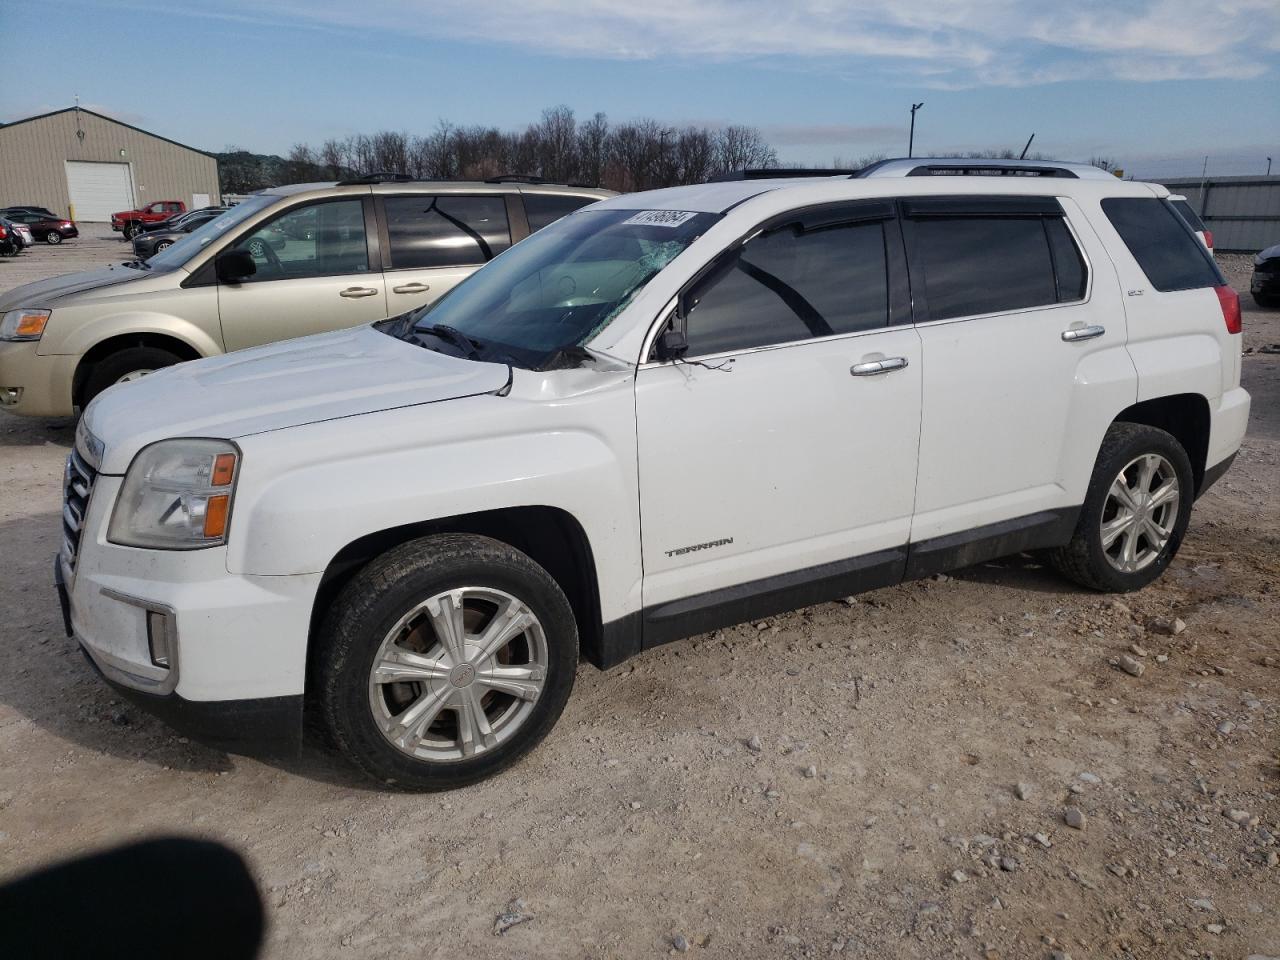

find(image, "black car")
[0,216,35,256]
[1,208,78,244]
[131,207,228,258]
[1252,242,1280,308]
[137,205,227,235]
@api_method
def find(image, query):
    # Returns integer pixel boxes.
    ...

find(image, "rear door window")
[384,195,511,269]
[523,194,596,232]
[1101,198,1222,291]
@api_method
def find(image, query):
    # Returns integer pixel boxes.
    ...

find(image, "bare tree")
[577,112,610,186]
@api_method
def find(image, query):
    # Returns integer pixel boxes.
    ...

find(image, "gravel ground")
[1,240,1277,959]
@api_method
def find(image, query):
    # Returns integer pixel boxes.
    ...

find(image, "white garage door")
[65,161,135,222]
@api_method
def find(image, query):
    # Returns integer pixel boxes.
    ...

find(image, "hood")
[1257,243,1280,264]
[84,324,511,474]
[0,265,154,311]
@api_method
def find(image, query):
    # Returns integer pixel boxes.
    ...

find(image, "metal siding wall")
[1158,176,1280,253]
[0,110,220,220]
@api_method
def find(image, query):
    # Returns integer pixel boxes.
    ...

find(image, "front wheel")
[1253,292,1279,309]
[316,534,579,790]
[81,346,183,408]
[1049,423,1194,592]
[153,239,173,253]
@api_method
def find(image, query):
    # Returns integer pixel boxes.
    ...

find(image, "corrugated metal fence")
[1156,175,1280,253]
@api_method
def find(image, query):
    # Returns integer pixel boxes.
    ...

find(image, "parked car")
[3,205,59,219]
[111,200,186,239]
[0,216,35,256]
[49,159,1248,790]
[132,207,228,259]
[1170,195,1213,255]
[0,178,612,414]
[1,208,78,244]
[1251,241,1280,307]
[137,206,227,236]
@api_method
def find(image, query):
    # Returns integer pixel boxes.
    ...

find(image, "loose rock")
[1015,782,1032,801]
[1118,654,1145,677]
[746,735,763,754]
[672,933,690,952]
[493,899,533,936]
[1063,807,1088,831]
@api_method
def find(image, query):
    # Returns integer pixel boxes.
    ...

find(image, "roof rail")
[854,158,1118,181]
[484,174,550,184]
[711,168,860,182]
[336,171,414,185]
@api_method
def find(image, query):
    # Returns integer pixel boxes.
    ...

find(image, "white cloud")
[110,0,1279,87]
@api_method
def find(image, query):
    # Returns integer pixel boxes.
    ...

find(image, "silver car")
[0,176,612,415]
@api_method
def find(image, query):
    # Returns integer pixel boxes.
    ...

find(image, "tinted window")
[233,199,369,280]
[685,219,889,356]
[524,194,595,232]
[912,217,1062,320]
[1102,198,1221,292]
[1046,218,1087,301]
[1171,199,1206,233]
[385,196,511,269]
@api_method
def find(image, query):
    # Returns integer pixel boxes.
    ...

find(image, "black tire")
[123,222,143,240]
[316,534,578,790]
[46,231,62,245]
[81,346,183,408]
[154,239,173,253]
[1048,422,1194,592]
[1253,293,1279,309]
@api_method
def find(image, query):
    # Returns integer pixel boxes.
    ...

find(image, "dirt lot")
[1,232,1277,959]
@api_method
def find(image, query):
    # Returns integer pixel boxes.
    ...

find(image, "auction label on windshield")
[622,210,699,228]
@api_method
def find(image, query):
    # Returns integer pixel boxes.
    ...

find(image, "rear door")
[217,196,388,352]
[903,195,1134,557]
[376,194,513,314]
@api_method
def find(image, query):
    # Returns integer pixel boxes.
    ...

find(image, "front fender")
[226,391,643,623]
[38,304,222,360]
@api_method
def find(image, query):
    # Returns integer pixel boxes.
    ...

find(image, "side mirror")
[214,249,256,284]
[655,329,688,362]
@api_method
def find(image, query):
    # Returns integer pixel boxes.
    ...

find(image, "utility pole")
[908,102,924,158]
[1268,157,1273,176]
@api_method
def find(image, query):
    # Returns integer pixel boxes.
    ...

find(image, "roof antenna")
[1019,133,1035,160]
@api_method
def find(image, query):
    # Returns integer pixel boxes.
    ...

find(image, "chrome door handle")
[851,356,909,376]
[392,281,431,295]
[339,286,379,299]
[1061,324,1105,342]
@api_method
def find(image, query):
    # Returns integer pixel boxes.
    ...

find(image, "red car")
[111,200,186,239]
[0,208,79,244]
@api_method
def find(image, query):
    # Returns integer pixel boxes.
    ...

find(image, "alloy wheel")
[367,587,548,762]
[1100,453,1180,573]
[114,369,154,384]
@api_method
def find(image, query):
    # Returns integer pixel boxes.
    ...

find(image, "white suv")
[58,159,1249,790]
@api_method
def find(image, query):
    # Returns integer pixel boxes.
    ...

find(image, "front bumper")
[58,472,322,749]
[1251,269,1280,297]
[0,340,78,416]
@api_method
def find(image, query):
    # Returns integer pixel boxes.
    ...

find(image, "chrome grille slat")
[61,449,97,572]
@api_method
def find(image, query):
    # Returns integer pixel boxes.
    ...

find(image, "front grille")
[62,448,97,571]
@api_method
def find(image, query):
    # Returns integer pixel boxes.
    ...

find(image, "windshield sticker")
[622,210,699,228]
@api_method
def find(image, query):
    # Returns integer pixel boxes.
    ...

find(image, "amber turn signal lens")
[203,494,230,538]
[211,453,237,486]
[15,314,49,338]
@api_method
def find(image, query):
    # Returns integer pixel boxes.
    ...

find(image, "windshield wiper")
[419,323,483,360]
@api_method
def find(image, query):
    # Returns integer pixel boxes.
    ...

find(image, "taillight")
[61,221,72,228]
[0,226,6,238]
[1214,285,1241,335]
[1203,230,1214,249]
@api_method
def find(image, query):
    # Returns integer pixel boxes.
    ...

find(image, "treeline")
[218,106,777,193]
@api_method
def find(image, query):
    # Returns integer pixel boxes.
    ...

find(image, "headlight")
[0,308,51,341]
[108,439,240,549]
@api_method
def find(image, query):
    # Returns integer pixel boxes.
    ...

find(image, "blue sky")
[5,0,1278,177]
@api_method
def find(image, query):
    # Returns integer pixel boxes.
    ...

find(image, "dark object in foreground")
[0,837,264,959]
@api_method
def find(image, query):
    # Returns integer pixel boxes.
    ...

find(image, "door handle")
[1061,324,1105,342]
[339,286,379,299]
[850,356,909,376]
[392,281,431,295]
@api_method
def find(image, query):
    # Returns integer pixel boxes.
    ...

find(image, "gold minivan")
[0,177,612,416]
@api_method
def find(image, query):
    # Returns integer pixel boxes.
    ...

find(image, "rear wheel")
[1049,423,1194,592]
[45,231,63,245]
[81,346,183,408]
[316,534,578,790]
